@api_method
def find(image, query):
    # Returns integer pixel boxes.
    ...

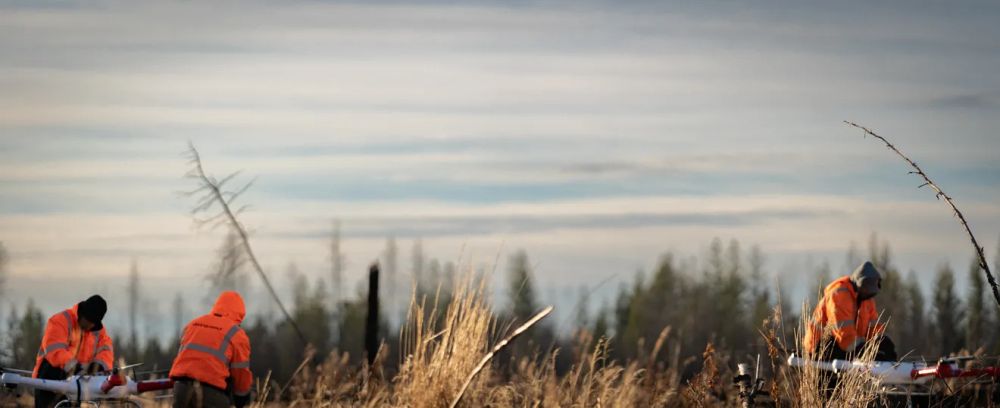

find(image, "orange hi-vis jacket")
[804,276,886,353]
[33,305,114,377]
[169,291,252,396]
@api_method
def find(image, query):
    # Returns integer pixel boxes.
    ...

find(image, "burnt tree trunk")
[366,262,380,366]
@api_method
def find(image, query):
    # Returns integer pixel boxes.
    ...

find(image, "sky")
[1,0,999,340]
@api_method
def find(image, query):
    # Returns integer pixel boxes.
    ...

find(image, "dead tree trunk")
[366,262,380,366]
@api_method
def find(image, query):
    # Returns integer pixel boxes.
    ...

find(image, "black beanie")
[77,295,107,332]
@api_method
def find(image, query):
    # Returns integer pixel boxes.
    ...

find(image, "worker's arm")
[825,288,860,352]
[92,330,114,372]
[228,329,253,408]
[41,312,77,371]
[862,301,886,338]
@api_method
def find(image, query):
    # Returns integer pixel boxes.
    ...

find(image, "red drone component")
[912,364,1000,380]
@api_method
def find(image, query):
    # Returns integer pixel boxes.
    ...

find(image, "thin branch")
[215,171,243,189]
[185,142,308,345]
[449,305,554,408]
[224,179,257,203]
[845,121,1000,310]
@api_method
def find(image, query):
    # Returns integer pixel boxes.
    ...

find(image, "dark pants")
[814,335,897,396]
[815,336,849,397]
[172,379,232,408]
[34,360,67,408]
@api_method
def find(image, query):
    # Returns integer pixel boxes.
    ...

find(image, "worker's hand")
[85,362,104,375]
[69,363,85,375]
[233,393,252,408]
[852,341,868,357]
[877,335,898,361]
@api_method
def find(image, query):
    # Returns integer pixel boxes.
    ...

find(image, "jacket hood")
[211,291,246,324]
[850,261,882,301]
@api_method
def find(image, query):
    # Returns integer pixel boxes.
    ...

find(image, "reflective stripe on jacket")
[169,291,252,395]
[33,304,114,377]
[803,276,885,353]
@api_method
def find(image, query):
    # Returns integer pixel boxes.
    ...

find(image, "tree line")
[2,232,998,385]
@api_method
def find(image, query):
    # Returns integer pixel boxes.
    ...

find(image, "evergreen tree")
[592,301,609,341]
[428,259,441,292]
[748,245,772,331]
[618,270,647,359]
[845,241,862,273]
[966,256,987,351]
[812,260,832,304]
[901,271,928,356]
[171,292,185,353]
[412,239,425,295]
[6,300,44,369]
[708,239,747,348]
[570,285,590,333]
[993,239,1000,353]
[867,234,906,342]
[612,278,637,352]
[0,242,7,320]
[383,237,398,326]
[329,220,345,306]
[127,259,141,359]
[931,264,964,355]
[208,230,248,300]
[507,250,539,322]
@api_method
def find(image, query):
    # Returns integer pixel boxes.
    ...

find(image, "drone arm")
[135,378,174,393]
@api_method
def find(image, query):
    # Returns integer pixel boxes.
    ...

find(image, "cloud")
[927,92,1000,110]
[271,208,842,239]
[1,0,1000,335]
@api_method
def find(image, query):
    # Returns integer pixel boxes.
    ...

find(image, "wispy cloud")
[1,1,999,338]
[927,91,1000,110]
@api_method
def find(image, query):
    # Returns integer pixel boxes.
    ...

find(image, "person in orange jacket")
[803,261,897,362]
[33,295,114,408]
[169,291,252,408]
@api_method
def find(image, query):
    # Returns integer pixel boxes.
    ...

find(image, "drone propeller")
[939,355,976,364]
[134,368,170,378]
[110,358,145,378]
[118,363,144,371]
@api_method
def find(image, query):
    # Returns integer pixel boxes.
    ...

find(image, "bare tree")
[0,242,7,310]
[184,143,306,344]
[329,220,345,307]
[127,259,140,350]
[141,298,158,342]
[412,239,425,294]
[172,292,185,339]
[848,121,1000,310]
[383,236,398,325]
[0,242,7,324]
[207,230,248,296]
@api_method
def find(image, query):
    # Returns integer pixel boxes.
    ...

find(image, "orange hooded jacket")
[169,291,252,395]
[803,276,885,353]
[33,305,114,377]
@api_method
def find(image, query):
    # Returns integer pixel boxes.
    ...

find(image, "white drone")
[1,364,173,408]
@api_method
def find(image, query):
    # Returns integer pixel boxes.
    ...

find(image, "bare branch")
[449,306,554,408]
[223,179,256,204]
[845,121,1000,310]
[215,171,243,189]
[184,143,308,345]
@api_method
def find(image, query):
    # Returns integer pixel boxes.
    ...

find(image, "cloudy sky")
[1,0,999,339]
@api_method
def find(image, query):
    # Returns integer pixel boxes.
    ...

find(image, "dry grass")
[761,303,885,407]
[7,274,999,408]
[249,278,951,408]
[260,273,664,407]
